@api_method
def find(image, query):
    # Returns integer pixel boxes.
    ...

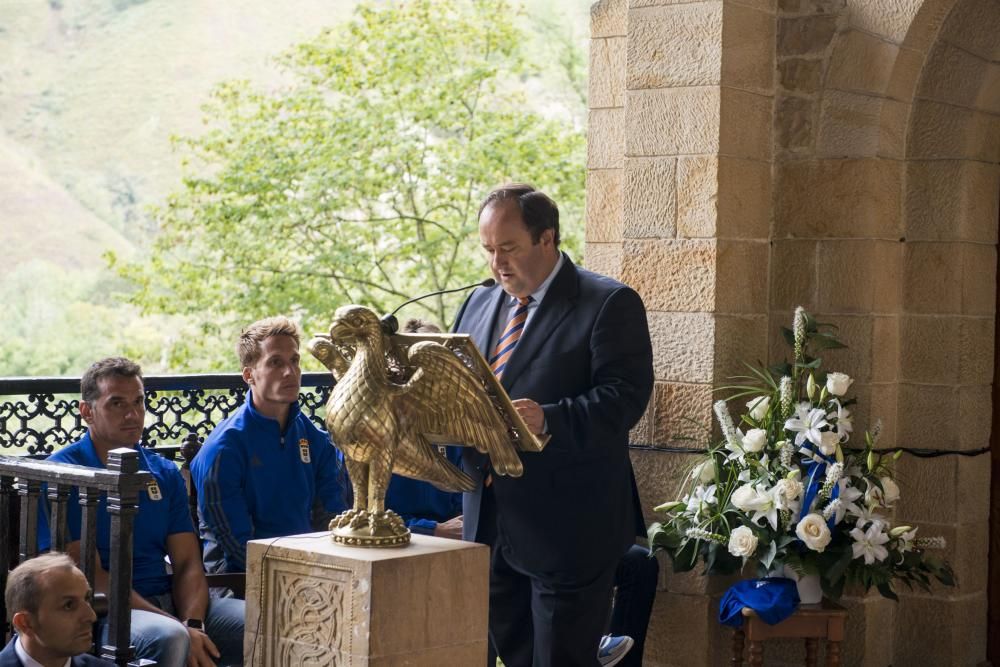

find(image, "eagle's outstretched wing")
[399,341,523,478]
[393,431,476,493]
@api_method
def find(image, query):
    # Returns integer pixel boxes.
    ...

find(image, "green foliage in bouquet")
[648,308,955,601]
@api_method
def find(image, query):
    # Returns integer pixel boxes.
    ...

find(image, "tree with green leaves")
[115,0,585,355]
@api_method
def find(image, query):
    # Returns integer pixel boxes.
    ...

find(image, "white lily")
[784,402,829,448]
[828,399,853,441]
[734,485,779,532]
[850,521,890,565]
[852,504,887,528]
[831,479,863,524]
[895,527,918,554]
[682,484,718,519]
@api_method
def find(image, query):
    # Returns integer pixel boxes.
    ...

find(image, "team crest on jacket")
[298,438,311,463]
[146,481,162,501]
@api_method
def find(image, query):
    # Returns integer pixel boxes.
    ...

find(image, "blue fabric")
[190,392,349,572]
[384,446,463,535]
[37,433,193,599]
[719,577,800,628]
[797,440,838,522]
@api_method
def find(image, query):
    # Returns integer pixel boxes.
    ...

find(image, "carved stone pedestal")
[244,532,489,666]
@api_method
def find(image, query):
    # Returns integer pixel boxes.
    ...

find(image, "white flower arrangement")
[649,308,955,600]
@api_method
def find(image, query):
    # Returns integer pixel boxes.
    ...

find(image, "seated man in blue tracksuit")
[385,446,464,537]
[39,357,245,667]
[190,316,349,574]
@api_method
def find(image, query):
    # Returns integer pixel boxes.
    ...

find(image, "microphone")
[380,278,496,334]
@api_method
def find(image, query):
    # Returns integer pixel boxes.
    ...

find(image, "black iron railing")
[0,449,153,666]
[0,373,334,455]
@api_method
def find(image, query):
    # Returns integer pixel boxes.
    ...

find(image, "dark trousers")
[608,545,659,667]
[488,542,617,667]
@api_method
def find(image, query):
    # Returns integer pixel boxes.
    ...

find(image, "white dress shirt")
[15,636,72,667]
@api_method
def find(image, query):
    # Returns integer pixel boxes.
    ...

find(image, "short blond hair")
[5,553,79,619]
[237,316,301,368]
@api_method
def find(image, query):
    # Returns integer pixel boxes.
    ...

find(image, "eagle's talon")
[330,508,368,531]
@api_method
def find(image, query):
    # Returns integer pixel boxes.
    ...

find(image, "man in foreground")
[40,357,245,667]
[2,552,111,666]
[453,184,654,666]
[191,316,349,573]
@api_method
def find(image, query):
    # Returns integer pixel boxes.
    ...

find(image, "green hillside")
[0,0,591,374]
[0,128,132,274]
[0,0,358,251]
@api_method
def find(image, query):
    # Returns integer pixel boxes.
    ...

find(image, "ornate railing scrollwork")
[0,373,333,455]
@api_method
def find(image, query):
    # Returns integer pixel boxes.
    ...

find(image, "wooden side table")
[730,600,848,667]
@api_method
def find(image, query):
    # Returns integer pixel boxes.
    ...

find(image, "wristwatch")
[185,618,204,630]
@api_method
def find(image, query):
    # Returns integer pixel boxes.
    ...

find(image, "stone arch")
[587,0,995,660]
[777,0,998,660]
[891,0,999,661]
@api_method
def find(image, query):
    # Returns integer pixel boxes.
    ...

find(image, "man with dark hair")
[39,358,245,667]
[453,183,654,666]
[477,184,561,247]
[2,553,111,666]
[191,316,349,573]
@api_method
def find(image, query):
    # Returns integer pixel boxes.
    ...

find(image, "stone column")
[587,0,775,663]
[244,533,489,666]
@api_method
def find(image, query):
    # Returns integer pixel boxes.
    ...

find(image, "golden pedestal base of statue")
[328,509,411,547]
[244,532,489,666]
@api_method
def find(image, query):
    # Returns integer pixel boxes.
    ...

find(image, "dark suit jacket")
[0,637,113,666]
[454,254,653,580]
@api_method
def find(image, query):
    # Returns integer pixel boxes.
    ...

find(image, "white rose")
[880,477,900,505]
[826,372,853,397]
[742,428,768,453]
[727,525,759,558]
[818,430,840,456]
[867,476,900,507]
[690,459,716,484]
[731,484,762,512]
[746,396,770,421]
[795,513,832,552]
[774,478,803,509]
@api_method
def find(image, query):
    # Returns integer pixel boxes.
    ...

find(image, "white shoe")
[597,634,634,667]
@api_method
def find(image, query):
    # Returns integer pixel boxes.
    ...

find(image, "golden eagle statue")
[307,304,542,547]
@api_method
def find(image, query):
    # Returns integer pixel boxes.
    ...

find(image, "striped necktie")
[489,296,532,379]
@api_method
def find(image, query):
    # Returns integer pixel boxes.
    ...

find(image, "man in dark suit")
[453,183,653,666]
[2,552,112,666]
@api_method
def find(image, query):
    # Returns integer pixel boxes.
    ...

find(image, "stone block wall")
[587,0,997,663]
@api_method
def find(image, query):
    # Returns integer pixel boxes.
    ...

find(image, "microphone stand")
[380,278,496,334]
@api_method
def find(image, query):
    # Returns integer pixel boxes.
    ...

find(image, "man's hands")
[512,398,545,435]
[433,515,464,539]
[186,626,221,667]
